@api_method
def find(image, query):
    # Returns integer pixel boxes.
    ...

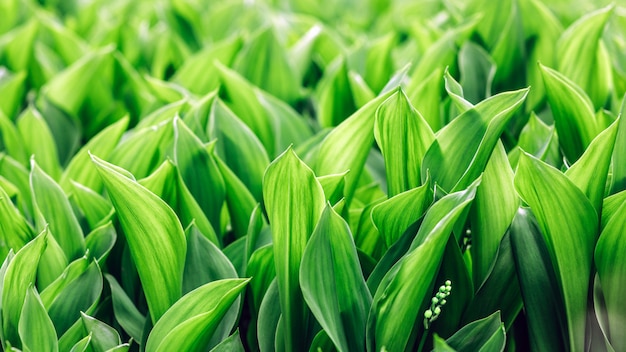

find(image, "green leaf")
[209,329,245,352]
[17,107,62,180]
[214,155,257,239]
[0,70,26,120]
[209,99,269,200]
[46,260,102,336]
[519,0,563,110]
[174,117,225,235]
[509,208,567,351]
[145,278,249,352]
[60,116,128,193]
[36,234,67,290]
[367,181,478,351]
[257,279,281,352]
[469,141,518,286]
[246,244,275,316]
[595,192,626,351]
[105,274,145,342]
[19,286,58,352]
[539,63,598,162]
[139,160,219,246]
[315,88,396,202]
[30,158,85,260]
[315,57,357,128]
[565,118,619,213]
[84,221,117,264]
[300,204,371,352]
[69,181,114,231]
[458,42,495,105]
[508,111,560,168]
[515,152,597,352]
[0,109,27,164]
[107,119,174,179]
[422,88,528,192]
[233,26,301,103]
[444,311,505,352]
[80,313,122,352]
[374,88,434,196]
[41,46,114,118]
[183,223,237,293]
[2,229,47,347]
[92,154,186,323]
[371,177,433,247]
[263,147,326,351]
[216,62,275,155]
[556,5,613,109]
[463,232,521,328]
[171,35,242,95]
[611,98,626,193]
[0,182,32,259]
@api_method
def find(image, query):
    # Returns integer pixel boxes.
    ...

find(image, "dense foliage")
[1,0,625,351]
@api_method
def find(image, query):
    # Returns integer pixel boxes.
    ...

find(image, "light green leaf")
[84,221,117,264]
[508,112,560,168]
[107,119,174,179]
[105,274,145,342]
[216,62,274,155]
[139,160,219,246]
[17,107,62,180]
[171,35,242,95]
[69,181,114,231]
[174,117,225,234]
[92,154,186,323]
[80,313,122,352]
[458,42,495,104]
[209,99,269,200]
[0,69,26,120]
[371,177,433,248]
[444,311,505,352]
[315,88,396,202]
[565,118,619,213]
[257,279,281,352]
[46,260,102,336]
[41,46,114,118]
[214,156,257,239]
[19,286,58,352]
[374,88,434,196]
[2,229,47,347]
[263,147,326,351]
[209,329,245,352]
[539,63,598,162]
[469,141,518,286]
[422,88,528,192]
[60,116,128,193]
[610,98,626,194]
[233,26,301,103]
[0,109,27,164]
[316,57,357,128]
[36,234,67,290]
[557,5,613,109]
[300,204,371,352]
[515,152,597,352]
[595,192,626,352]
[0,182,32,259]
[30,158,85,260]
[145,278,249,352]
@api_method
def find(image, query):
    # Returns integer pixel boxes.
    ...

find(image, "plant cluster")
[0,0,625,351]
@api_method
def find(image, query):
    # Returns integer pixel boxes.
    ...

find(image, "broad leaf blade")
[300,204,371,352]
[263,148,325,351]
[515,152,597,352]
[92,154,186,323]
